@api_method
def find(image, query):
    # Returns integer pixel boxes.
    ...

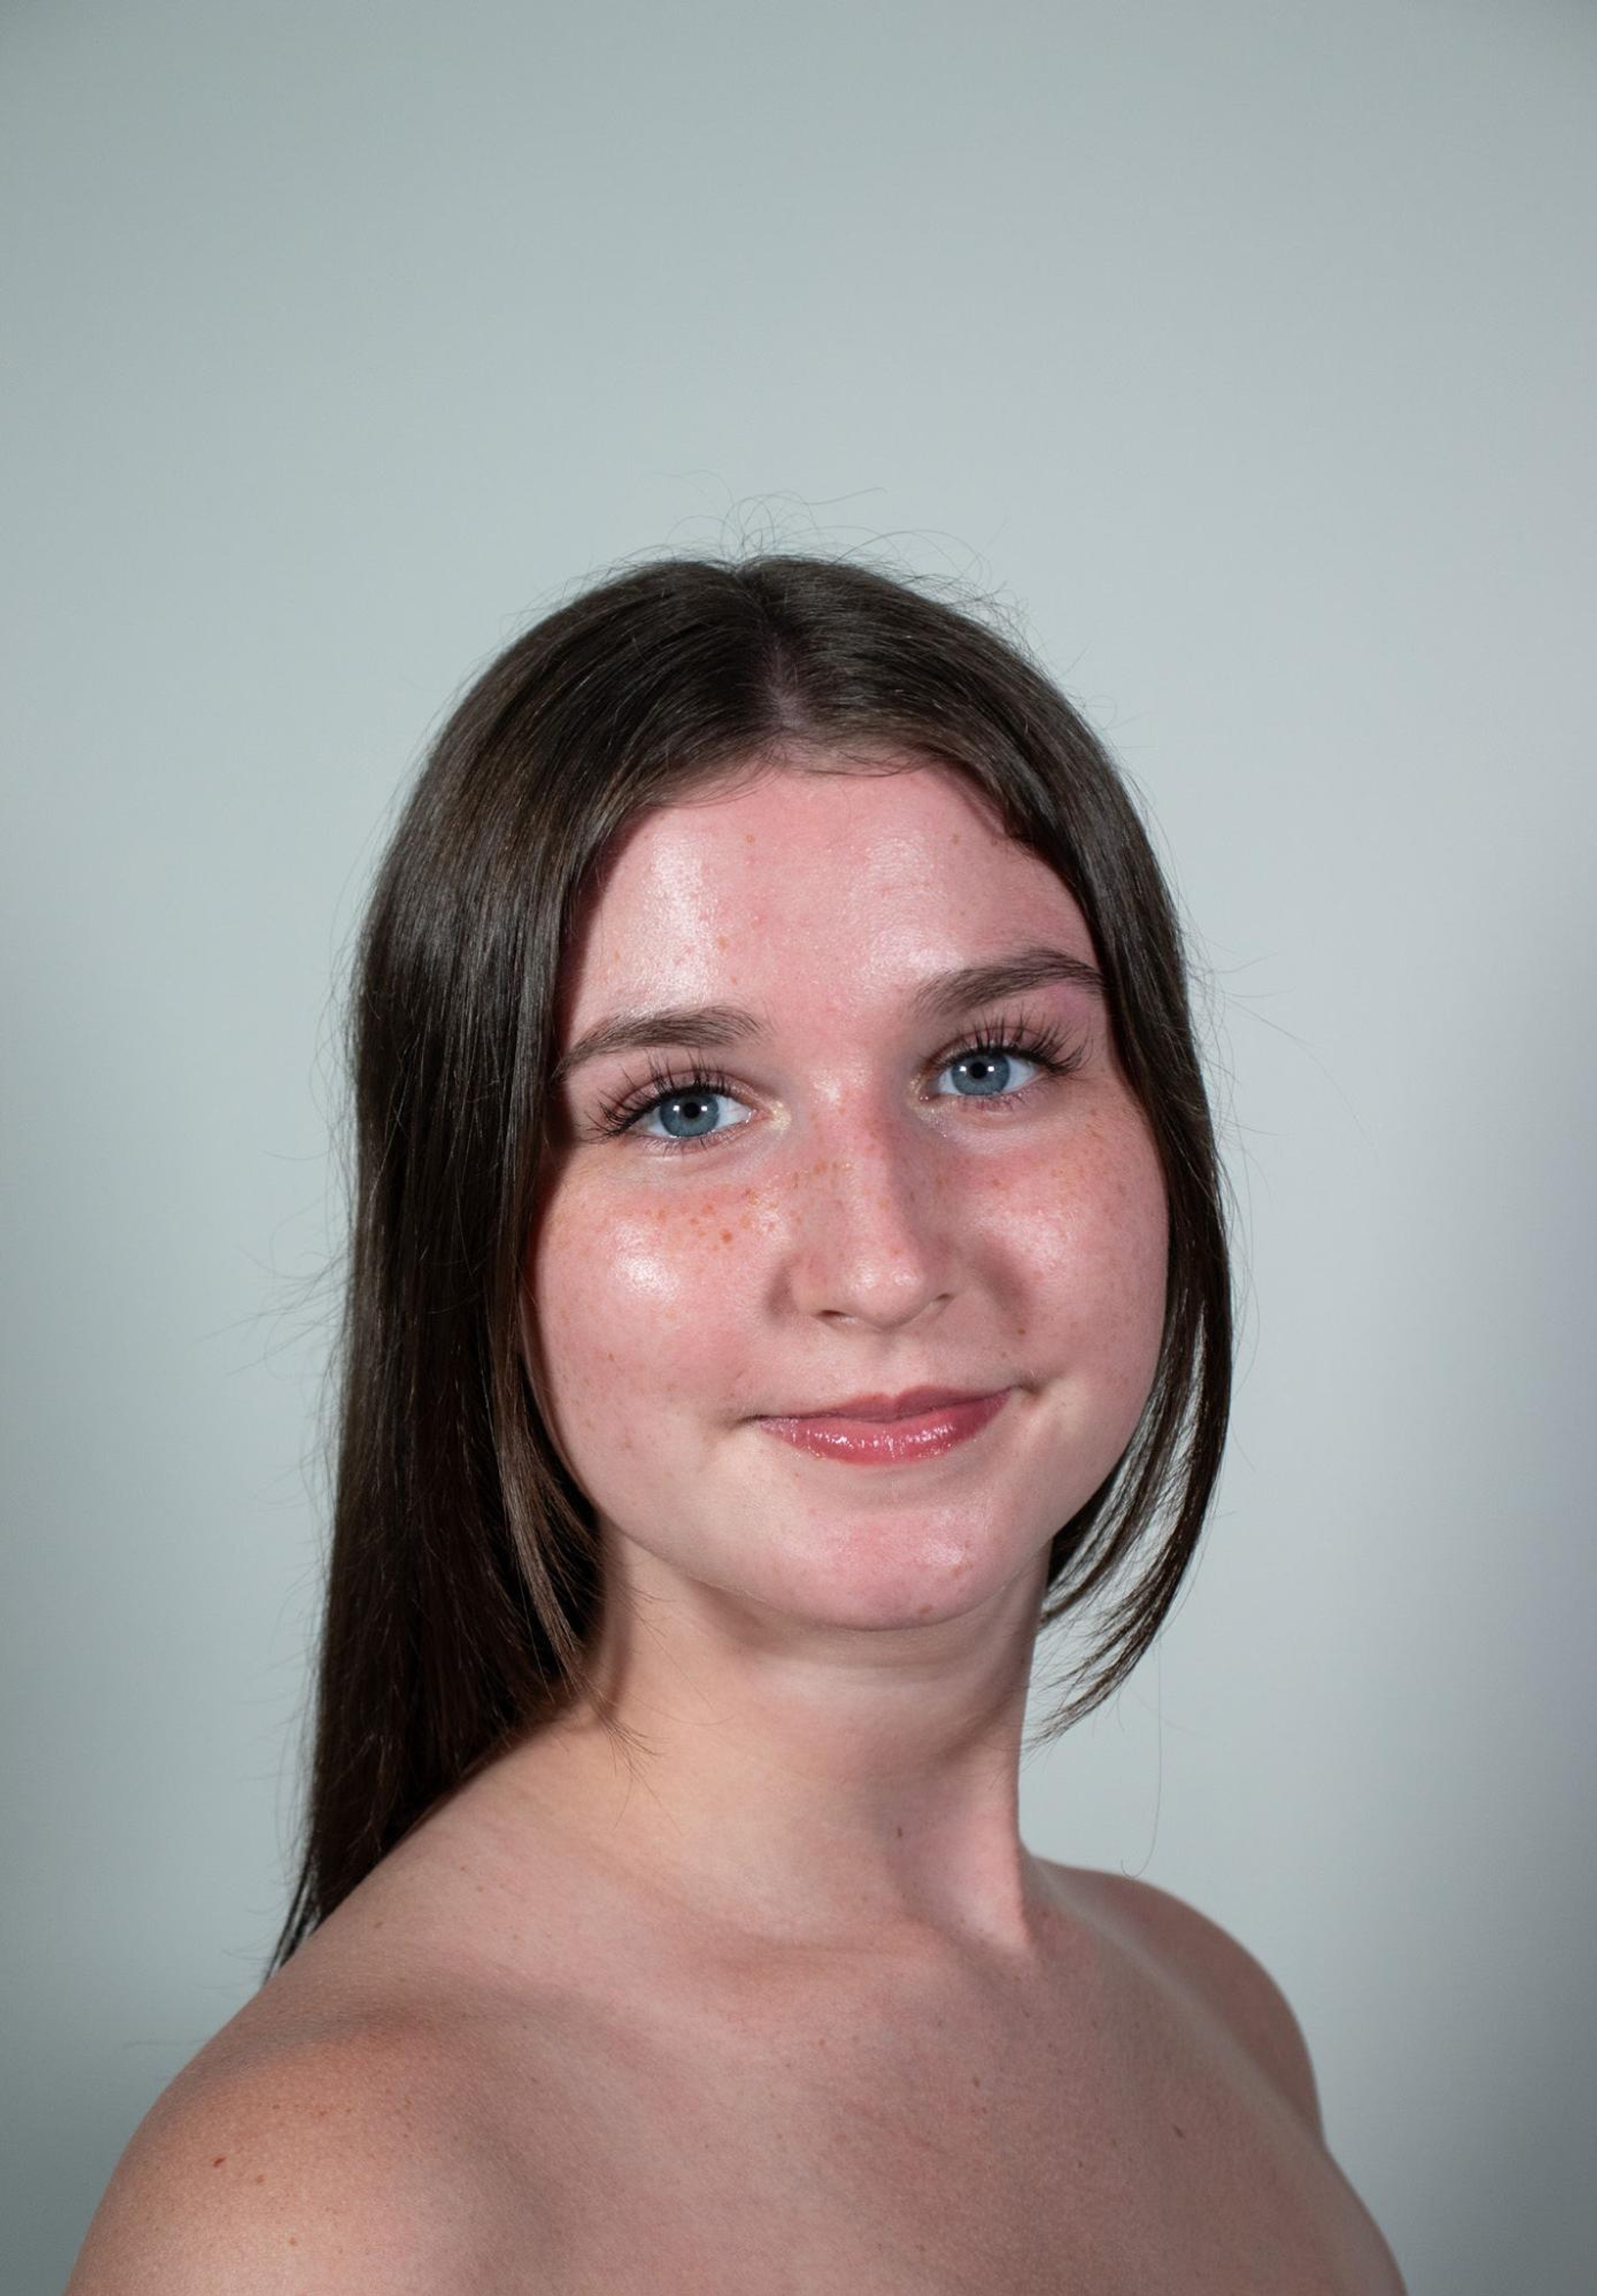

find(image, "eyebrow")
[551,944,1105,1084]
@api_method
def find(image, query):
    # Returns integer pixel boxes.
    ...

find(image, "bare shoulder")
[1056,1862,1326,2138]
[66,1955,523,2293]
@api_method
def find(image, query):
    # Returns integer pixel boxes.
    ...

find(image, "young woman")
[69,555,1405,2292]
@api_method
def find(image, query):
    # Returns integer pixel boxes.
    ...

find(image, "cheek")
[1009,1109,1170,1417]
[529,1111,1170,1464]
[526,1174,755,1465]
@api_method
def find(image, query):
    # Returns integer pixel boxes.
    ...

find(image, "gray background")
[5,2,1594,2289]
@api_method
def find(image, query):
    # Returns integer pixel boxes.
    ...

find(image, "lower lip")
[755,1391,1010,1466]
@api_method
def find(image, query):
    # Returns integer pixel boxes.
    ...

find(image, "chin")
[748,1516,1046,1634]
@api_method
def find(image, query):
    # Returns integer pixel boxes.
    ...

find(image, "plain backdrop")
[4,2,1594,2290]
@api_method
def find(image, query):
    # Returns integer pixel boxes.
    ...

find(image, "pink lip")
[777,1385,997,1421]
[756,1389,1011,1466]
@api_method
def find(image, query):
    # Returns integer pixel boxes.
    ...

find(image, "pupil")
[655,1056,1015,1134]
[958,1052,1009,1096]
[664,1092,717,1137]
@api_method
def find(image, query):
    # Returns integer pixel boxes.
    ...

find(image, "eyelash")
[592,1011,1088,1155]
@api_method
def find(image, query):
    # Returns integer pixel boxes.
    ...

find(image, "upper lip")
[760,1385,1004,1422]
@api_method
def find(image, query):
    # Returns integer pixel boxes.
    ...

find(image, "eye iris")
[953,1050,1012,1097]
[658,1091,720,1138]
[633,1042,1038,1139]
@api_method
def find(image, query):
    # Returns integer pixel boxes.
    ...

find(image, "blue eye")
[594,1014,1086,1156]
[938,1045,1040,1099]
[635,1083,752,1144]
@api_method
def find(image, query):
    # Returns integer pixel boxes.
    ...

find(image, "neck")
[490,1541,1058,1962]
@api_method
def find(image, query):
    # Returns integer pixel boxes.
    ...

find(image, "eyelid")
[593,1006,1085,1152]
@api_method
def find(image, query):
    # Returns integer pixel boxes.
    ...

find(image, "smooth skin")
[68,755,1405,2293]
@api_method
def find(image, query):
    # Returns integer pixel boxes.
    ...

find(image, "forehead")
[559,760,1097,1023]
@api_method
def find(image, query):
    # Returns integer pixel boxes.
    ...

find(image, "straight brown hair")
[271,554,1233,1969]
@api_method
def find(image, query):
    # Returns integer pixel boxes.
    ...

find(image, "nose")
[779,1101,958,1331]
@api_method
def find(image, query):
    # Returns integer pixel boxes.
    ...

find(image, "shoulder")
[66,1969,529,2293]
[1056,1863,1326,2139]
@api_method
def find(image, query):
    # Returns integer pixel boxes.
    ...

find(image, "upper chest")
[462,1934,1393,2296]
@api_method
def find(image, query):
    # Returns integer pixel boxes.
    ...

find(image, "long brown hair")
[272,554,1232,1968]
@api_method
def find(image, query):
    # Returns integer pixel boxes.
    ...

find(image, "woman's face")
[524,757,1168,1636]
